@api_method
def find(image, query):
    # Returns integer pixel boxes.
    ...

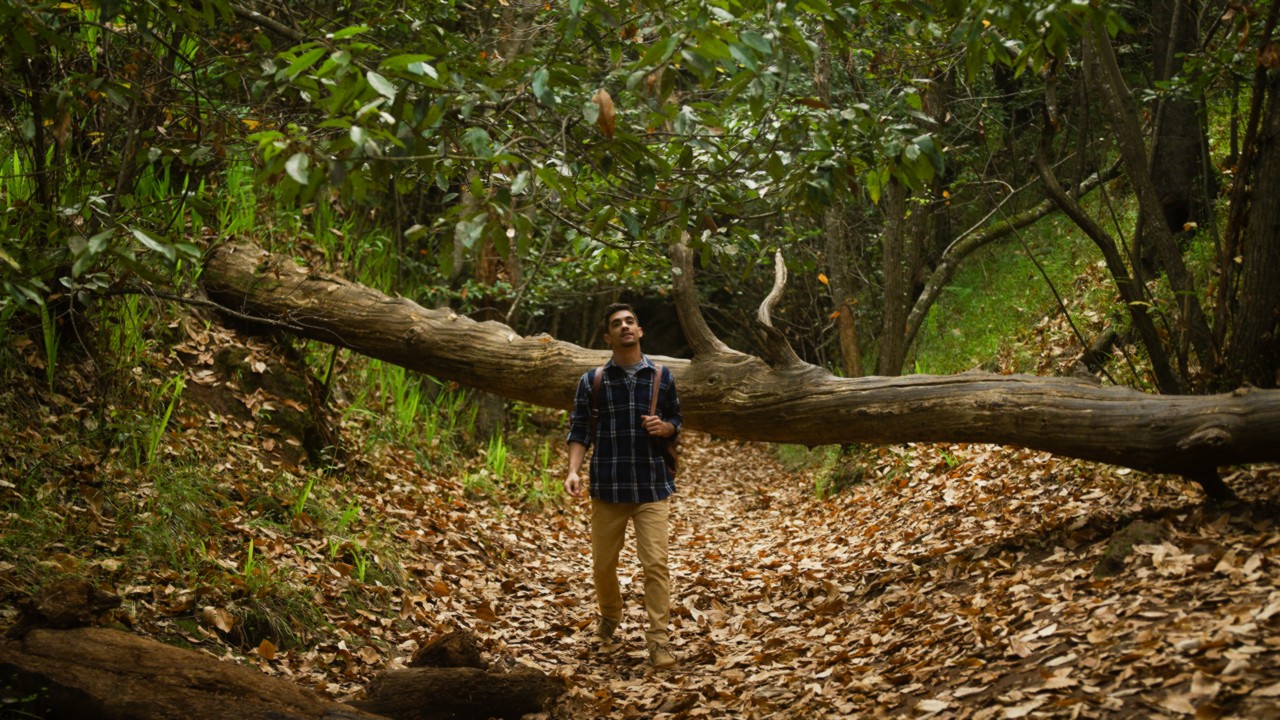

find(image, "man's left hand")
[641,415,674,437]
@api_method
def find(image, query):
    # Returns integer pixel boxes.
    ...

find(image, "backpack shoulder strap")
[589,366,606,443]
[649,363,662,416]
[591,365,605,399]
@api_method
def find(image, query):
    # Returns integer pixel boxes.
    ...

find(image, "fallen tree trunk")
[0,627,386,720]
[201,243,1280,498]
[348,628,564,720]
[352,667,564,720]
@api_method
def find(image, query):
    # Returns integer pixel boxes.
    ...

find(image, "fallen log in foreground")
[0,583,565,720]
[352,666,566,720]
[0,626,385,720]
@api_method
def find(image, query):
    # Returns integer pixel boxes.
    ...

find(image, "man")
[565,303,682,669]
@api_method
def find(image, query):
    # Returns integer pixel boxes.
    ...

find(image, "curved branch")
[668,236,736,359]
[229,4,307,43]
[901,160,1122,357]
[1033,138,1183,394]
[755,250,804,369]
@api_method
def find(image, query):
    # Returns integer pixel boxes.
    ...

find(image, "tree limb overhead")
[202,243,1280,486]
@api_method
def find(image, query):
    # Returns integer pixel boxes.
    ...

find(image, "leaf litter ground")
[228,421,1278,719]
[4,325,1279,719]
[509,434,1280,719]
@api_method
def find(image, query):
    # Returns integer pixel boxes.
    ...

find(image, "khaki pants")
[591,498,670,645]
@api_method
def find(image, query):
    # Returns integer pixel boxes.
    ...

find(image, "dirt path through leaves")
[486,431,1280,719]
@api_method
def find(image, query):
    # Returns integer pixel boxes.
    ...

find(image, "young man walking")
[565,303,682,669]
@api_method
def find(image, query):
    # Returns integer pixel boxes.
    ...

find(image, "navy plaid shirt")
[567,356,682,503]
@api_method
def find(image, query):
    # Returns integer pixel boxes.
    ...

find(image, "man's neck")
[611,346,643,366]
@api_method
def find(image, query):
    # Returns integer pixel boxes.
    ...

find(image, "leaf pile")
[513,437,1280,719]
[3,324,1279,719]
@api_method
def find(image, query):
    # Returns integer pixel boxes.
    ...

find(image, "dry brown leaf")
[1159,693,1197,715]
[1003,698,1045,718]
[592,88,615,138]
[1253,681,1280,698]
[256,638,277,661]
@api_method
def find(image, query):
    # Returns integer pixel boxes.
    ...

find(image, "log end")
[6,578,121,639]
[409,630,487,669]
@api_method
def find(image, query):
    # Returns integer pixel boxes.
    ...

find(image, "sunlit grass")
[912,210,1106,375]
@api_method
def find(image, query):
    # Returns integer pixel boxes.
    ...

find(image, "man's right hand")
[565,472,585,498]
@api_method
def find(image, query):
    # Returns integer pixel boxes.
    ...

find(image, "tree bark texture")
[351,667,564,720]
[877,180,923,376]
[0,627,387,720]
[202,243,1280,483]
[1148,0,1216,235]
[1225,61,1280,388]
[824,202,865,377]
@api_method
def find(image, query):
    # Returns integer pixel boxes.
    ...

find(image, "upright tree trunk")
[824,204,865,377]
[877,181,922,375]
[1146,0,1216,240]
[815,28,865,378]
[1225,65,1280,388]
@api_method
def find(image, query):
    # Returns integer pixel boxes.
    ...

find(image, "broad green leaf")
[131,228,176,261]
[729,43,758,72]
[286,153,311,185]
[462,128,492,158]
[639,34,681,68]
[285,47,326,79]
[87,229,112,254]
[329,25,370,40]
[739,31,772,55]
[407,61,438,80]
[693,34,733,62]
[366,71,397,100]
[67,235,87,257]
[0,248,21,271]
[511,170,531,195]
[455,214,486,249]
[72,250,95,278]
[532,68,550,103]
[382,54,438,79]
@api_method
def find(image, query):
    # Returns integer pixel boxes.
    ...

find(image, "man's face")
[604,310,642,348]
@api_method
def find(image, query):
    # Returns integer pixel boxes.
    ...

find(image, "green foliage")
[37,303,58,392]
[486,433,509,478]
[914,221,1102,374]
[143,374,186,466]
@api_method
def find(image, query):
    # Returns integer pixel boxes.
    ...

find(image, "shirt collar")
[604,355,654,371]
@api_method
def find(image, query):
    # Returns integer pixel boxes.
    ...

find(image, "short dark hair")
[601,302,637,333]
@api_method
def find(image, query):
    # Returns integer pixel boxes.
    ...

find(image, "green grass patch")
[913,213,1105,375]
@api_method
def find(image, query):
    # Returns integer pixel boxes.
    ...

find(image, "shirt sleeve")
[566,370,593,447]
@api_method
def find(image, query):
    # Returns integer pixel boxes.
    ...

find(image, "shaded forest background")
[3,0,1280,717]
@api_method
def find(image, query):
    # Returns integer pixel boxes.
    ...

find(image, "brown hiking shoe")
[648,641,677,669]
[596,616,620,651]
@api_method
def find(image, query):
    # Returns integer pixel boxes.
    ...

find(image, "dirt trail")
[490,431,1280,719]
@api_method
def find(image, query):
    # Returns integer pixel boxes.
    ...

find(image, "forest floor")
[4,321,1280,719]
[493,432,1280,719]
